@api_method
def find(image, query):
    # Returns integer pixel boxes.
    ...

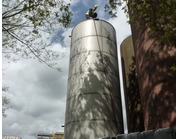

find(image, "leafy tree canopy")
[125,0,175,48]
[2,0,72,117]
[107,0,175,48]
[2,0,72,69]
[104,0,122,18]
[2,0,122,69]
[2,86,10,118]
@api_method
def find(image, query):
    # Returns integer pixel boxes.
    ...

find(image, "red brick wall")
[130,23,176,130]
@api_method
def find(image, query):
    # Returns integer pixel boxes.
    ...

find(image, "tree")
[123,0,176,129]
[2,0,72,117]
[2,0,72,69]
[104,0,122,18]
[126,57,144,132]
[2,86,10,118]
[106,0,175,48]
[107,0,175,71]
[126,0,176,48]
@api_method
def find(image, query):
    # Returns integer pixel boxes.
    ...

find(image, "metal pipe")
[117,46,128,134]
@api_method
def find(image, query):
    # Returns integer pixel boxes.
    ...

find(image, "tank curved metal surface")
[64,19,123,139]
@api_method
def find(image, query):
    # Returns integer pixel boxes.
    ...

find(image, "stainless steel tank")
[64,19,123,139]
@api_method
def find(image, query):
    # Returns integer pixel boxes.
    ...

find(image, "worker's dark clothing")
[86,8,97,19]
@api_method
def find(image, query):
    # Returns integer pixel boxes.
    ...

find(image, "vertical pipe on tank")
[64,19,123,139]
[118,43,129,134]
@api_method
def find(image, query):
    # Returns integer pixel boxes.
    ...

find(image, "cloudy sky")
[2,0,131,138]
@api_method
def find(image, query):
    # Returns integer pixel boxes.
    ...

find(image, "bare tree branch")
[3,26,58,70]
[3,0,27,16]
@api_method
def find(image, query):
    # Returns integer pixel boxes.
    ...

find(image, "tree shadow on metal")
[65,51,123,139]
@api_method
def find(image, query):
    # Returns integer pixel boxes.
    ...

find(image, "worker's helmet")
[94,4,98,8]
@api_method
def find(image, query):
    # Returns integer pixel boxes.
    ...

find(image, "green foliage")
[107,0,176,70]
[2,86,10,118]
[124,0,176,71]
[126,0,176,48]
[2,0,72,68]
[126,57,144,131]
[106,0,175,48]
[105,0,122,18]
[127,57,139,96]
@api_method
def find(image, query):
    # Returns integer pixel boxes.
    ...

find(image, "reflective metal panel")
[69,52,119,77]
[67,71,120,99]
[71,36,117,59]
[67,71,106,98]
[65,120,117,139]
[71,19,116,44]
[65,19,122,139]
[65,94,115,124]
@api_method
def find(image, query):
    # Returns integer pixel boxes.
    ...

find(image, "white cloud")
[2,49,69,138]
[10,123,22,131]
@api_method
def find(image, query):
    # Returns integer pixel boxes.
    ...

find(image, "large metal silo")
[64,19,123,139]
